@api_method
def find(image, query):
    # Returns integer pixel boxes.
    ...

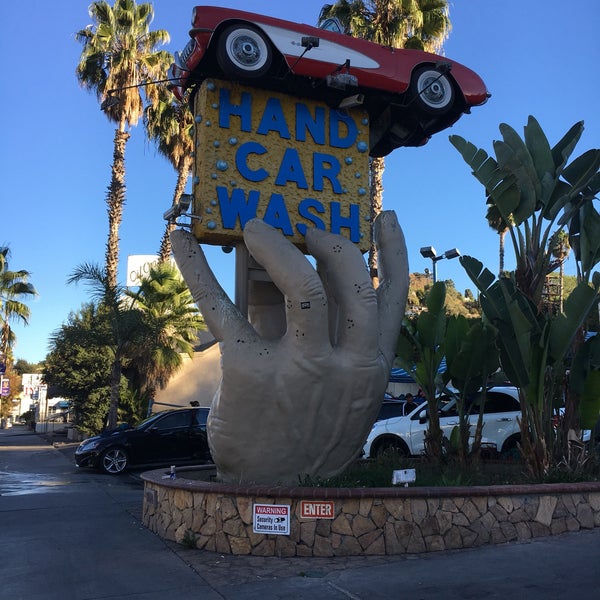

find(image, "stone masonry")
[141,469,600,557]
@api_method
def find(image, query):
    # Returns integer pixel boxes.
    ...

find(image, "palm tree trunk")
[499,230,506,276]
[158,155,192,263]
[559,260,564,313]
[105,129,130,289]
[369,157,385,283]
[107,355,122,430]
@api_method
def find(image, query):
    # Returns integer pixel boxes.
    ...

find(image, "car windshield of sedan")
[135,410,173,430]
[318,17,345,34]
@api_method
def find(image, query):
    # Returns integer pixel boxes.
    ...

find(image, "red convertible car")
[168,6,489,157]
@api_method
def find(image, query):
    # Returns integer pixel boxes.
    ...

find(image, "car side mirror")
[418,409,427,424]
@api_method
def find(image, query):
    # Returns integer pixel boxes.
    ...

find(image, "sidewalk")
[1,426,599,599]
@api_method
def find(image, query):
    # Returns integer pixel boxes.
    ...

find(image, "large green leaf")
[418,282,446,347]
[580,370,600,430]
[551,121,584,173]
[459,256,496,293]
[445,317,499,396]
[395,332,417,376]
[524,116,555,190]
[562,149,600,196]
[499,123,542,207]
[579,203,600,277]
[570,335,600,429]
[549,281,600,362]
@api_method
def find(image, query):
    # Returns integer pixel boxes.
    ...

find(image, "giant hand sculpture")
[171,211,408,485]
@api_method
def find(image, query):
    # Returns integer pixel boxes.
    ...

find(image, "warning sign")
[253,503,290,535]
[300,500,335,519]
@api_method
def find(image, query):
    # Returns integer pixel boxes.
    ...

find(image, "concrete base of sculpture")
[141,467,600,557]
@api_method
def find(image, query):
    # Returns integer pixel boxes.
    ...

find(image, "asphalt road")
[1,424,599,599]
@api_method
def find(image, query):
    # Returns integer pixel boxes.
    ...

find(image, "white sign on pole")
[126,255,180,287]
[252,504,290,535]
[126,255,160,287]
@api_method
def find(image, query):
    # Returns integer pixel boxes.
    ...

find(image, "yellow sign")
[190,79,371,252]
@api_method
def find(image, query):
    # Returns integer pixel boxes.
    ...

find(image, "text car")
[167,6,489,157]
[363,387,521,458]
[75,407,211,474]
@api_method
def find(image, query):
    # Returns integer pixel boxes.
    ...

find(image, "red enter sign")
[300,500,335,519]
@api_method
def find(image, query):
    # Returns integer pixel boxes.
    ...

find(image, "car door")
[471,391,521,450]
[406,395,459,455]
[140,410,194,463]
[189,408,211,461]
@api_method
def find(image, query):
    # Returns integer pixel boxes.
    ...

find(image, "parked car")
[75,407,211,474]
[167,6,490,157]
[363,386,521,458]
[376,394,414,421]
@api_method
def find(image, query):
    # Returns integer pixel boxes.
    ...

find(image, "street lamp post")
[420,246,461,283]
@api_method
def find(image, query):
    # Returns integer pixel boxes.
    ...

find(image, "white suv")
[363,386,521,458]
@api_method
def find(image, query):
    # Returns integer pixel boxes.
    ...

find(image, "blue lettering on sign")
[296,199,326,234]
[218,187,260,228]
[331,202,360,242]
[275,149,308,189]
[257,97,291,139]
[329,110,357,148]
[263,193,294,235]
[295,103,325,145]
[217,187,359,241]
[219,88,252,131]
[313,153,342,192]
[209,85,365,245]
[236,142,268,182]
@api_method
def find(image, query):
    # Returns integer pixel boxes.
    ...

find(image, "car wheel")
[100,447,128,474]
[411,67,454,114]
[500,435,521,461]
[374,438,409,458]
[216,24,273,79]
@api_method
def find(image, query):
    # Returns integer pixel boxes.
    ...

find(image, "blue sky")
[1,0,599,364]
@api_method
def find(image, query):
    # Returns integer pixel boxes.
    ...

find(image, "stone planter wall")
[141,467,600,557]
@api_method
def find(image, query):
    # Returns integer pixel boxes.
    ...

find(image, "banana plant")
[460,256,600,476]
[443,316,500,466]
[450,116,600,309]
[450,116,600,476]
[395,281,447,461]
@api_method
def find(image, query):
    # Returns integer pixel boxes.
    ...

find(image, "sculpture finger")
[373,211,409,362]
[170,229,253,342]
[242,219,331,351]
[306,227,379,354]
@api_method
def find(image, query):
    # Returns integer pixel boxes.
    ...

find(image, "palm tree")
[144,84,195,262]
[549,229,571,313]
[485,203,510,277]
[318,1,450,277]
[75,0,171,288]
[125,263,205,408]
[67,263,143,430]
[0,246,37,359]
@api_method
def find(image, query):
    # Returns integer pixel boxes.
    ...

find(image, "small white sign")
[392,469,416,486]
[126,255,160,287]
[253,503,290,535]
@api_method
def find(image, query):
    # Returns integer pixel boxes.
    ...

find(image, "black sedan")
[75,407,211,474]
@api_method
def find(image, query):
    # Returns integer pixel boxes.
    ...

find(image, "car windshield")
[135,411,171,430]
[318,17,345,33]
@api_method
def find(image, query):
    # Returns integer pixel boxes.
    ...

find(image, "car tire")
[410,67,454,114]
[216,24,273,80]
[374,438,409,458]
[100,447,128,474]
[500,435,521,461]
